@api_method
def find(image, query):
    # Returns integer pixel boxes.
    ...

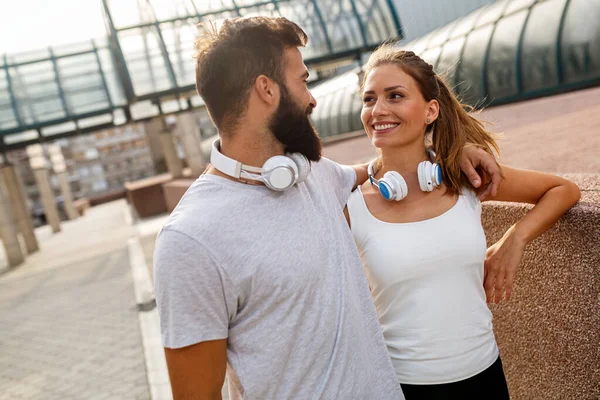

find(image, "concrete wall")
[483,174,599,400]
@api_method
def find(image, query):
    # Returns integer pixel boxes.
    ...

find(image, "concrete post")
[48,144,78,220]
[176,113,205,177]
[157,118,184,179]
[0,172,24,267]
[143,119,168,174]
[1,166,39,254]
[26,145,61,233]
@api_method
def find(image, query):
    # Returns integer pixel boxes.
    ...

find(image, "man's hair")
[194,17,308,131]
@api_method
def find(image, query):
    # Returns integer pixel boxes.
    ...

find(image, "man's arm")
[347,146,502,196]
[154,229,236,400]
[460,145,503,200]
[351,162,370,191]
[165,339,227,400]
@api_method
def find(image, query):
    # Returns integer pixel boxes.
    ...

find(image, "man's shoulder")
[161,176,231,237]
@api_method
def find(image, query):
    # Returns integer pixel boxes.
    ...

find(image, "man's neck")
[207,127,284,186]
[218,128,284,168]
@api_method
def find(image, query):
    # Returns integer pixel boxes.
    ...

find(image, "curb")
[128,237,172,400]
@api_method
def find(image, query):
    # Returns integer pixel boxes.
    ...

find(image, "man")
[154,16,501,400]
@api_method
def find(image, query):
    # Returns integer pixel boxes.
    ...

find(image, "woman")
[344,45,580,399]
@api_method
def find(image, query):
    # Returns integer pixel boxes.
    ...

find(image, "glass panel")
[409,35,431,56]
[53,41,95,57]
[504,0,536,16]
[277,0,329,60]
[8,49,51,65]
[107,0,150,29]
[475,0,510,28]
[486,10,528,99]
[560,0,600,83]
[436,37,465,86]
[428,21,458,48]
[238,3,278,17]
[319,0,363,51]
[327,88,344,136]
[32,98,66,121]
[57,54,99,76]
[161,21,197,87]
[449,8,484,39]
[149,0,196,20]
[339,86,357,134]
[316,93,335,138]
[456,25,495,105]
[521,0,568,92]
[359,0,397,45]
[349,92,363,132]
[68,91,111,114]
[421,47,442,69]
[97,48,126,106]
[194,0,237,13]
[119,27,175,95]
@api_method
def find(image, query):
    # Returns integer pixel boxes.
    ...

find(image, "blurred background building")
[0,0,599,225]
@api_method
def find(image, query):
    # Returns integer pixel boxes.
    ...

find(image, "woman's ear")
[426,99,439,125]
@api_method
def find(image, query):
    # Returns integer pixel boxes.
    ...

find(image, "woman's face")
[361,64,436,150]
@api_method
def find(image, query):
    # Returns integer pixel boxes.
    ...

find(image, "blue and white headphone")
[368,151,442,201]
[210,139,310,191]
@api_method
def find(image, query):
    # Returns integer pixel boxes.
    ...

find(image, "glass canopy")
[0,0,402,148]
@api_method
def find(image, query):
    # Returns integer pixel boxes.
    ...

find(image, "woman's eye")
[362,96,374,103]
[390,92,404,99]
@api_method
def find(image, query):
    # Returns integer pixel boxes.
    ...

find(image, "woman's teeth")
[373,124,399,131]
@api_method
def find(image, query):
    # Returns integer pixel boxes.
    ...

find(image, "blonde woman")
[345,45,580,399]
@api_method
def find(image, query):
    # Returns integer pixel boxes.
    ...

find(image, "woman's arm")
[482,165,580,303]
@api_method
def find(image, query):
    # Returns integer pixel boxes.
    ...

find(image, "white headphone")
[210,139,311,191]
[368,151,442,201]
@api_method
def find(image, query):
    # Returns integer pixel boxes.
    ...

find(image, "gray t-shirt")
[154,157,403,400]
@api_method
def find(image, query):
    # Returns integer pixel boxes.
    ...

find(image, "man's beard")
[269,86,322,162]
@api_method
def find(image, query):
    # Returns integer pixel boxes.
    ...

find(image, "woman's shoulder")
[460,186,481,211]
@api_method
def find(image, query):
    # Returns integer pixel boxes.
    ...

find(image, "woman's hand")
[484,227,526,303]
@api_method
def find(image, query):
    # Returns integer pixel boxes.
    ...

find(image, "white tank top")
[347,187,498,384]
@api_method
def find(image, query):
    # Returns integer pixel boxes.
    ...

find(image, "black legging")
[400,357,510,400]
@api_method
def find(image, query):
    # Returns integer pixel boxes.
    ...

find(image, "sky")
[0,0,106,55]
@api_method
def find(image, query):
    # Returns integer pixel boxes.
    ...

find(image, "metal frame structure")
[310,0,600,139]
[0,0,402,150]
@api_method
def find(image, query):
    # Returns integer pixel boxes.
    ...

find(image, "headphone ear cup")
[262,156,298,191]
[418,161,442,192]
[287,153,310,184]
[383,171,408,201]
[433,163,442,186]
[417,162,428,192]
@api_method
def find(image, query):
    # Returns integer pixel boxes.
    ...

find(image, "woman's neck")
[377,143,430,177]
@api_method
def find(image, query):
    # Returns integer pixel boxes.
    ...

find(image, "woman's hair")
[361,42,500,195]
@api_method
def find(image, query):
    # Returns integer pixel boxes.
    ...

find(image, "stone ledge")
[482,174,599,400]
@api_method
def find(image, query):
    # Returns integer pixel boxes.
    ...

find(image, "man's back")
[154,158,403,399]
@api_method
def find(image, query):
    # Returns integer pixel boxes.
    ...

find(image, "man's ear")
[255,75,279,106]
[426,99,439,125]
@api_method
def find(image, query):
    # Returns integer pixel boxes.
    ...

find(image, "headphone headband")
[210,139,310,191]
[367,155,442,201]
[210,139,244,178]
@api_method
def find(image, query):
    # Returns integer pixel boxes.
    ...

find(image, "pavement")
[0,86,597,400]
[0,201,150,400]
[0,199,229,400]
